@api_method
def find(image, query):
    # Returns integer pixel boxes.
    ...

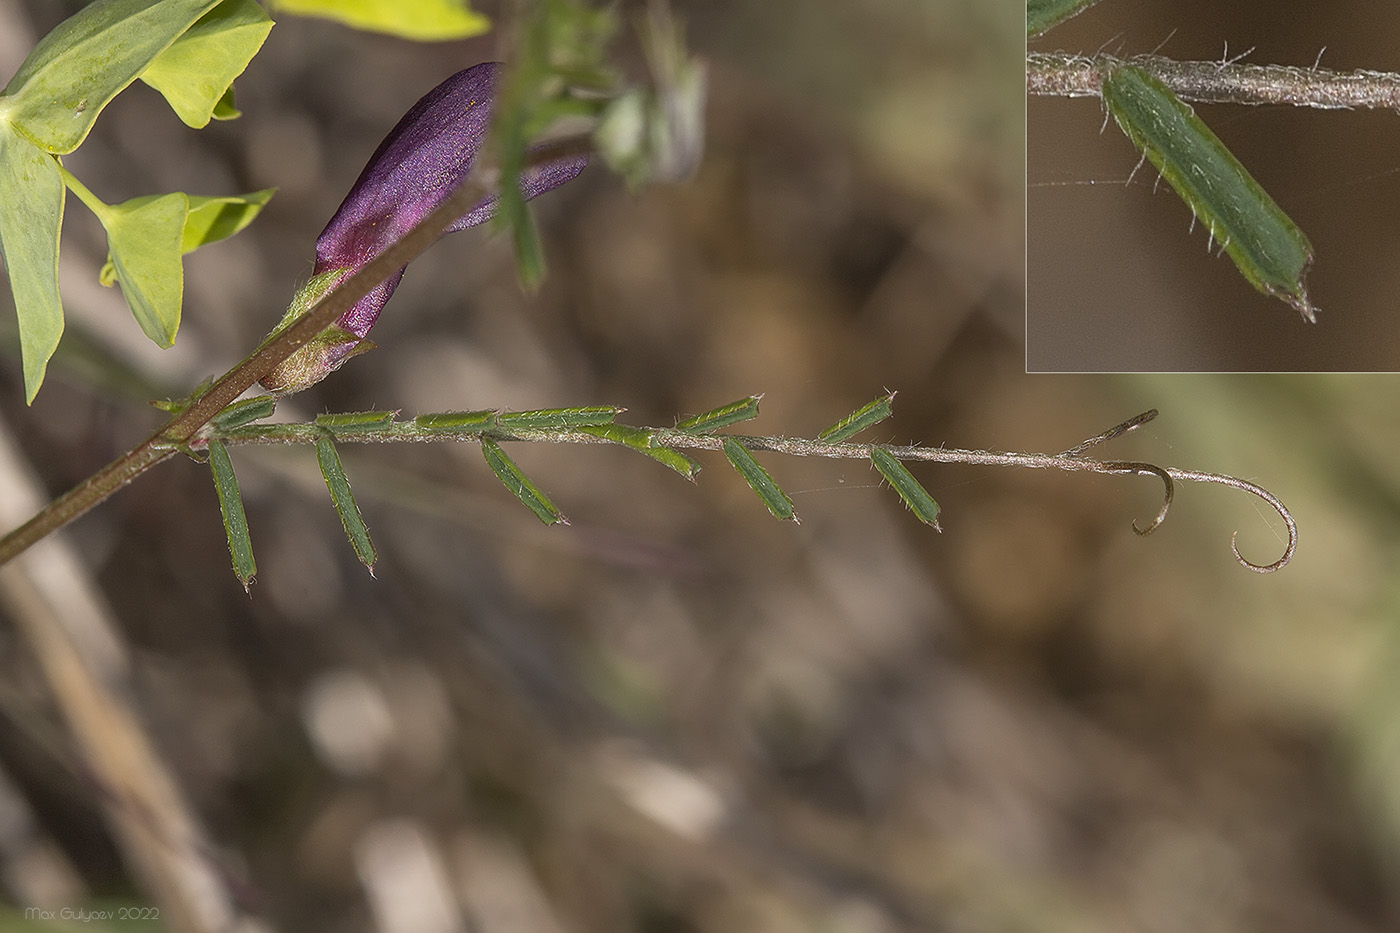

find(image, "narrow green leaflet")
[1102,65,1318,322]
[0,0,224,153]
[510,207,547,293]
[676,396,762,434]
[208,439,256,590]
[211,394,277,430]
[316,436,377,572]
[0,130,64,404]
[316,410,399,434]
[481,438,567,525]
[722,437,796,522]
[490,0,616,288]
[1027,0,1105,38]
[819,393,895,442]
[870,448,941,530]
[414,410,499,433]
[139,0,273,129]
[180,189,277,253]
[577,424,701,480]
[497,406,624,430]
[266,0,489,40]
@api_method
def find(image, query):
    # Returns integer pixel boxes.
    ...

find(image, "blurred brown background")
[1030,0,1400,370]
[3,0,1400,931]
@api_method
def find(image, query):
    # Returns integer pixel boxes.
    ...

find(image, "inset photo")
[1029,0,1400,371]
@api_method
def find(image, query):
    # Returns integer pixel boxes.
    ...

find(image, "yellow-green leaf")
[0,130,65,403]
[140,0,273,129]
[181,189,275,253]
[266,0,489,41]
[97,193,190,347]
[211,86,241,121]
[1,0,224,153]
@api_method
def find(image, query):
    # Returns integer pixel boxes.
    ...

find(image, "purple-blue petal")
[314,61,588,338]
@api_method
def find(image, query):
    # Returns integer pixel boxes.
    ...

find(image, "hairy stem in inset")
[1028,51,1400,111]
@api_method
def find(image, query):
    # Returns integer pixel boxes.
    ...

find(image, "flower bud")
[261,61,587,393]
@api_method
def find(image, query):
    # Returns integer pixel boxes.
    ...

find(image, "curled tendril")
[1162,468,1298,573]
[1104,461,1175,536]
[1044,410,1295,572]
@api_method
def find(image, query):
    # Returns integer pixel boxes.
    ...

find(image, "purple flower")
[261,62,587,393]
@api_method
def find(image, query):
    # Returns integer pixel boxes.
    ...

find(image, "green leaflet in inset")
[1101,65,1318,321]
[266,0,489,40]
[140,0,273,129]
[0,130,64,404]
[0,0,224,154]
[1027,0,1106,38]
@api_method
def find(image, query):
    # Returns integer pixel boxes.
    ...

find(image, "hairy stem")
[216,410,1297,573]
[1027,51,1400,111]
[0,135,595,569]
